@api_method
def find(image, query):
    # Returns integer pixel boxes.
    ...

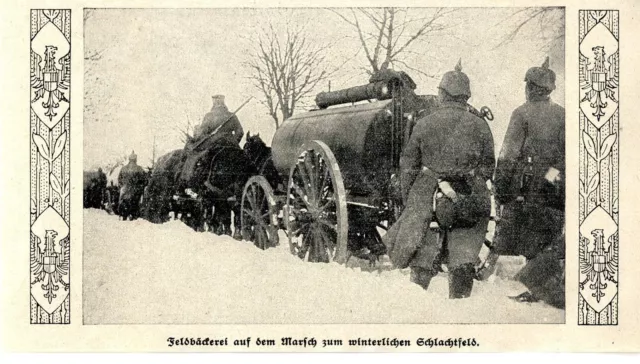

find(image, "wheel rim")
[285,141,348,264]
[241,176,279,250]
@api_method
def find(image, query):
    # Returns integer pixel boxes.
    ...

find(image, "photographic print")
[2,0,640,354]
[82,7,565,324]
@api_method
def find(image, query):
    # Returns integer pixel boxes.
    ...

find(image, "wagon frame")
[240,71,492,265]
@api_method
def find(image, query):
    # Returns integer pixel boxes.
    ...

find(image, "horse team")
[82,132,272,239]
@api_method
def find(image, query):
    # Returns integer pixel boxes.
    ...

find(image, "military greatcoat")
[493,95,565,259]
[383,101,495,271]
[493,95,565,309]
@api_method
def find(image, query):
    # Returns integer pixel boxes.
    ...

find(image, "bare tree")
[493,7,565,51]
[245,24,330,129]
[173,109,195,144]
[330,8,457,78]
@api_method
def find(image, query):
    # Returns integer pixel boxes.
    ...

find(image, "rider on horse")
[189,95,244,151]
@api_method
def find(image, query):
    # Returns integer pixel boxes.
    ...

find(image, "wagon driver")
[192,95,244,148]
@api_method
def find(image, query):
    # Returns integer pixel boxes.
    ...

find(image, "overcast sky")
[84,7,564,170]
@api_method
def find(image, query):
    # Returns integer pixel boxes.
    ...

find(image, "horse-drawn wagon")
[239,70,490,264]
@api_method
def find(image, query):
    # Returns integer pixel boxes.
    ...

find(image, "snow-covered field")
[83,209,564,324]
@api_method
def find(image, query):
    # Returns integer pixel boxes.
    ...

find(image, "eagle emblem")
[579,229,618,302]
[579,10,619,129]
[30,206,70,313]
[579,206,618,312]
[31,229,70,304]
[30,12,70,129]
[31,45,70,122]
[580,45,618,122]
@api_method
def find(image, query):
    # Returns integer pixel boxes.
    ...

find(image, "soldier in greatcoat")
[118,151,148,220]
[192,95,244,148]
[383,60,495,299]
[492,57,565,309]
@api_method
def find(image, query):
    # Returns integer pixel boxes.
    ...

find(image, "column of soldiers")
[387,58,565,309]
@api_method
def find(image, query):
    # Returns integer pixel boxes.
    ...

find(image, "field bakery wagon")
[239,70,492,264]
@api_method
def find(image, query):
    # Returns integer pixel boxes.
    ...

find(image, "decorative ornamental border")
[578,10,619,325]
[30,9,71,324]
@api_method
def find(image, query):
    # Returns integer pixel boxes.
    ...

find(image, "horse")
[142,135,257,237]
[197,138,257,238]
[83,169,107,209]
[242,131,281,189]
[171,134,256,237]
[142,149,186,224]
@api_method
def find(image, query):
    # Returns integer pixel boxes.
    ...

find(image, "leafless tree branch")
[244,22,330,128]
[493,7,565,51]
[331,8,456,75]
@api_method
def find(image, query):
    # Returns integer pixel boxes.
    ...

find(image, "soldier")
[181,95,245,187]
[493,57,565,309]
[384,60,495,299]
[193,95,244,146]
[96,167,107,209]
[118,151,148,221]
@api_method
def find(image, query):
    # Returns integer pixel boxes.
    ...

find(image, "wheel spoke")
[290,179,311,209]
[261,211,271,221]
[260,192,268,213]
[315,231,329,263]
[318,222,337,247]
[296,161,314,202]
[300,231,312,259]
[247,186,257,211]
[317,166,330,201]
[303,153,318,203]
[316,217,337,231]
[256,226,264,249]
[286,142,347,265]
[242,208,256,223]
[317,226,335,262]
[260,226,270,250]
[318,198,335,213]
[242,176,278,250]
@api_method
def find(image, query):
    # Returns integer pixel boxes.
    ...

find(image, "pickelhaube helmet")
[525,56,556,91]
[129,150,137,162]
[438,59,471,98]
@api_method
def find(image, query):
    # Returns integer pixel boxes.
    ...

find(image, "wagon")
[239,71,490,264]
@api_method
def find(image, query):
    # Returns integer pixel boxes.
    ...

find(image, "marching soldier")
[493,57,565,309]
[96,167,107,209]
[118,151,148,221]
[384,60,495,299]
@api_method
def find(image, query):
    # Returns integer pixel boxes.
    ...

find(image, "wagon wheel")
[241,176,279,250]
[285,140,348,264]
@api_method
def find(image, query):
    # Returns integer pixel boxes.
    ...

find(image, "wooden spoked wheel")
[240,176,279,250]
[285,140,348,264]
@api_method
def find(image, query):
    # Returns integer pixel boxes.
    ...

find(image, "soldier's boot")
[410,267,438,291]
[449,263,475,299]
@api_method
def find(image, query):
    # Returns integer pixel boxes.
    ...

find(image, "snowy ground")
[83,209,564,324]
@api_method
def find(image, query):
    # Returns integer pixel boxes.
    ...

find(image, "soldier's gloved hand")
[545,167,561,184]
[438,181,458,203]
